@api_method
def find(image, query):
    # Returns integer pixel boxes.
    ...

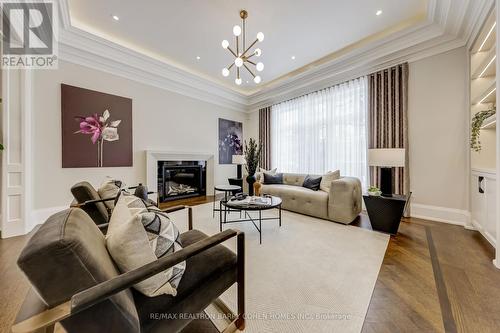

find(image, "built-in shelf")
[481,114,497,129]
[472,79,496,104]
[472,47,496,78]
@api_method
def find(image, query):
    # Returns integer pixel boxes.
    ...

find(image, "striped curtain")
[368,63,409,196]
[259,106,272,170]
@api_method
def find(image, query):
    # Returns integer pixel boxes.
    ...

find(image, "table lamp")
[368,149,405,197]
[232,155,246,179]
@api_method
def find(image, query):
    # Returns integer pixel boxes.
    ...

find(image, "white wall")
[32,60,246,212]
[408,47,470,222]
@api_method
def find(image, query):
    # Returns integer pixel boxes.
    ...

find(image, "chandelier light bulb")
[254,75,261,84]
[234,57,243,67]
[221,40,229,49]
[235,78,242,85]
[257,32,264,42]
[256,62,264,72]
[233,25,242,36]
[254,48,262,57]
[222,68,230,77]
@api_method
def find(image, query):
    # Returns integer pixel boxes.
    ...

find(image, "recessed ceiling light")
[376,10,383,16]
[246,81,249,83]
[112,15,120,21]
[196,56,201,60]
[291,56,296,60]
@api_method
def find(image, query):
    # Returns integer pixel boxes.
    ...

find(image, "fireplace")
[157,161,207,202]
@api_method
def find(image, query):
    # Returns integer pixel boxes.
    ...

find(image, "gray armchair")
[70,182,157,228]
[12,207,245,333]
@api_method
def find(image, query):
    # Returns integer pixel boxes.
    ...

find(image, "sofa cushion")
[134,230,237,333]
[256,167,277,183]
[17,208,140,333]
[302,175,322,191]
[320,170,340,192]
[106,193,186,297]
[282,173,308,186]
[263,172,283,184]
[261,184,329,219]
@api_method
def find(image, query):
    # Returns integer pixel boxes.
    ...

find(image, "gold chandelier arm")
[246,60,256,66]
[242,17,246,52]
[226,46,237,58]
[237,67,240,79]
[242,39,258,57]
[236,36,239,56]
[245,53,256,60]
[243,64,256,78]
[226,63,235,70]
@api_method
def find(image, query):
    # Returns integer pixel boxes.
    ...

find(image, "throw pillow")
[303,175,322,191]
[97,179,123,210]
[320,170,341,192]
[106,193,185,297]
[263,172,283,185]
[257,168,277,183]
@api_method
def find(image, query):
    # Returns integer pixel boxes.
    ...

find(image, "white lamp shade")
[368,149,405,167]
[232,155,246,165]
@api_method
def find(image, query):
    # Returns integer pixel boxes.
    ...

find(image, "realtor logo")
[1,0,58,69]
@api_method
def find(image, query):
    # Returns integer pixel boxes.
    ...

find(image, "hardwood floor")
[2,204,500,333]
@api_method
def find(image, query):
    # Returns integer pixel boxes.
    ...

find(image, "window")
[271,76,369,188]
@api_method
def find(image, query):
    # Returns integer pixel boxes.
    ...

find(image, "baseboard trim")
[30,206,68,233]
[471,219,496,248]
[410,203,470,227]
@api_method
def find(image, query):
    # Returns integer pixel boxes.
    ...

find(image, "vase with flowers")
[244,138,262,196]
[74,109,121,167]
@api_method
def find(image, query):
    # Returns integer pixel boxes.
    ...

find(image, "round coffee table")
[212,184,242,217]
[221,195,282,244]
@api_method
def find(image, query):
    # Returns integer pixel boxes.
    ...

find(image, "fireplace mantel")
[146,150,214,203]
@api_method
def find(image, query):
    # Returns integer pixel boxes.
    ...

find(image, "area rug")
[169,203,389,333]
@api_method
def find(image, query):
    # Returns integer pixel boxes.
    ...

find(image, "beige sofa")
[259,173,362,224]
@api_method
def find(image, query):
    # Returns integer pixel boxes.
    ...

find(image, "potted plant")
[244,138,262,196]
[471,108,496,152]
[368,186,382,196]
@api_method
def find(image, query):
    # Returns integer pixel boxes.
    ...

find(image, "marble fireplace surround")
[146,150,214,203]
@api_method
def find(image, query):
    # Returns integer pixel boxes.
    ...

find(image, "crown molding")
[55,0,492,113]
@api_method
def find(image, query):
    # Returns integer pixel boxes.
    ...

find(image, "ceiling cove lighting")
[479,88,496,104]
[478,22,496,52]
[221,10,265,85]
[479,55,496,78]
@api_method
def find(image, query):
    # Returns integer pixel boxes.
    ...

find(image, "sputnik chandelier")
[221,10,264,85]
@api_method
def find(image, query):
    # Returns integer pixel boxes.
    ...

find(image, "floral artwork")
[218,118,243,164]
[74,110,121,167]
[61,84,132,168]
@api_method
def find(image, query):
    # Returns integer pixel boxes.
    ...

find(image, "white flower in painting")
[102,127,119,141]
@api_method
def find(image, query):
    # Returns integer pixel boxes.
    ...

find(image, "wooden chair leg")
[236,232,245,330]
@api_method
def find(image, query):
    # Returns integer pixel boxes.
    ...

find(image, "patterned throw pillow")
[319,170,341,192]
[97,179,123,210]
[106,192,186,297]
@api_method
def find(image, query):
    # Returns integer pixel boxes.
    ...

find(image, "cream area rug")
[169,202,389,333]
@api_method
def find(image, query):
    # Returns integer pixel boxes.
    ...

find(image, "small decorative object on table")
[368,186,382,196]
[244,138,262,196]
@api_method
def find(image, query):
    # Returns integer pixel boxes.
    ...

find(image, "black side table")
[363,194,407,235]
[228,178,243,194]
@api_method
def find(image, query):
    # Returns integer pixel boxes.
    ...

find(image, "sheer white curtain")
[271,76,369,188]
